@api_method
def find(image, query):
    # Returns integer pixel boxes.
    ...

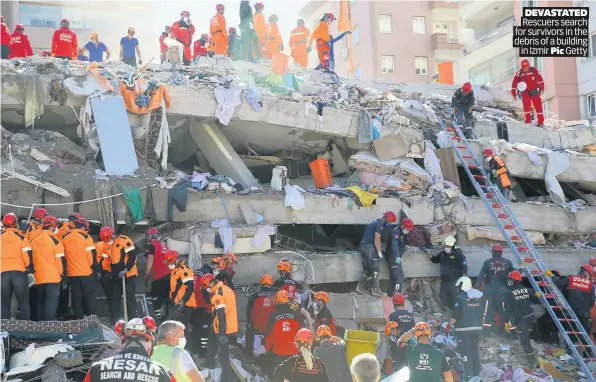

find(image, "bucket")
[309,159,332,189]
[344,329,380,366]
[272,52,289,75]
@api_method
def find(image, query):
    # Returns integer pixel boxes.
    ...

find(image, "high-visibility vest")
[493,156,511,188]
[151,345,190,382]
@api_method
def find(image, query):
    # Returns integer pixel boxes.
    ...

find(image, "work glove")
[27,273,36,288]
[217,335,228,345]
[444,324,452,334]
[504,322,516,333]
[144,274,151,286]
[72,56,77,60]
[118,268,128,279]
[377,251,383,259]
[395,257,402,264]
[468,107,472,113]
[307,47,312,53]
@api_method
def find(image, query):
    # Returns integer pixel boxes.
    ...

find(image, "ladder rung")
[537,282,549,286]
[576,344,592,347]
[447,127,455,132]
[510,235,521,240]
[451,136,462,140]
[491,203,502,208]
[566,331,583,335]
[467,165,479,169]
[498,213,509,219]
[462,155,472,158]
[517,246,529,252]
[523,258,536,263]
[504,224,516,229]
[473,174,485,179]
[485,193,494,198]
[530,270,541,275]
[543,293,556,298]
[559,318,576,322]
[456,145,467,149]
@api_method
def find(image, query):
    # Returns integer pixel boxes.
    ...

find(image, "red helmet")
[15,24,24,30]
[181,10,190,16]
[295,328,314,344]
[201,33,209,40]
[60,18,69,25]
[69,212,83,221]
[33,208,49,220]
[100,226,114,242]
[521,59,530,68]
[229,27,237,34]
[383,211,397,223]
[401,218,414,230]
[269,14,278,21]
[508,270,522,281]
[326,13,336,20]
[75,218,89,231]
[461,82,472,93]
[114,316,157,344]
[42,216,59,228]
[41,50,49,57]
[492,243,503,252]
[581,264,592,274]
[483,148,494,157]
[2,213,18,227]
[255,2,264,10]
[146,227,159,236]
[216,4,225,11]
[589,257,596,267]
[392,293,405,306]
[164,250,179,265]
[201,273,215,289]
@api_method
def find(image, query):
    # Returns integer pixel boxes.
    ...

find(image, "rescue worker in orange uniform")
[246,274,277,357]
[265,290,313,375]
[164,250,196,325]
[314,291,336,336]
[108,233,138,323]
[511,58,545,127]
[51,18,78,60]
[1,16,11,59]
[8,24,33,58]
[273,329,329,382]
[483,148,512,200]
[289,19,310,68]
[203,273,238,382]
[171,10,195,66]
[95,226,114,316]
[55,213,82,241]
[265,14,283,57]
[212,253,236,289]
[274,260,303,301]
[62,218,99,319]
[30,216,66,321]
[1,213,33,320]
[210,4,228,56]
[253,2,267,58]
[144,227,170,320]
[307,13,335,69]
[26,207,49,242]
[193,263,213,359]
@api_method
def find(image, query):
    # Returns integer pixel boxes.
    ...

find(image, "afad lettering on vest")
[415,352,433,371]
[60,33,72,42]
[569,276,592,292]
[99,354,161,382]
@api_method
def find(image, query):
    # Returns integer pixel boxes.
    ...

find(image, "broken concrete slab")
[435,147,460,188]
[373,134,409,162]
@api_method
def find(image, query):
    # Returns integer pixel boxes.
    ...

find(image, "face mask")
[508,280,513,287]
[168,264,175,270]
[183,17,189,22]
[177,336,187,349]
[444,247,452,254]
[593,267,596,273]
[213,270,220,276]
[402,229,410,235]
[390,335,397,342]
[485,157,491,163]
[206,287,212,293]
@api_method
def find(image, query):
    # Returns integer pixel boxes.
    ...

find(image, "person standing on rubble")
[388,293,415,333]
[253,2,267,58]
[314,291,336,335]
[120,27,141,67]
[385,218,414,297]
[275,260,303,300]
[108,232,139,322]
[239,0,261,62]
[51,19,78,60]
[289,19,310,68]
[245,274,277,357]
[326,31,350,72]
[511,58,545,127]
[1,213,33,320]
[144,227,170,321]
[228,27,243,61]
[164,250,196,326]
[210,4,229,56]
[503,270,541,369]
[483,148,512,200]
[444,276,486,379]
[1,16,11,59]
[313,325,350,382]
[26,207,49,241]
[430,236,468,309]
[475,243,513,330]
[265,14,283,56]
[357,211,397,297]
[193,34,210,60]
[273,328,329,382]
[192,263,213,359]
[95,226,114,318]
[396,322,455,382]
[171,10,195,66]
[62,217,99,319]
[82,33,110,63]
[307,13,335,70]
[451,82,475,139]
[554,263,595,334]
[159,26,170,63]
[30,216,65,321]
[8,24,32,58]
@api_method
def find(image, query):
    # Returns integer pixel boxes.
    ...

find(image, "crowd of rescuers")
[1,3,344,71]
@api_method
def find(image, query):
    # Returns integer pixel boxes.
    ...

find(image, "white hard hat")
[456,276,472,292]
[443,236,456,247]
[516,82,527,92]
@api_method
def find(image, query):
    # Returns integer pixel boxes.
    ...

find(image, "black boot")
[355,274,368,294]
[526,352,537,369]
[370,273,384,297]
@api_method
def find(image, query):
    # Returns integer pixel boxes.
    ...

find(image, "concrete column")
[1,1,19,29]
[188,119,259,188]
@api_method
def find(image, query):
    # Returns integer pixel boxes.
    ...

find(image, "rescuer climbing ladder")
[439,117,596,381]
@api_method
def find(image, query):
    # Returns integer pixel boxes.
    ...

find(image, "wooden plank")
[435,147,461,188]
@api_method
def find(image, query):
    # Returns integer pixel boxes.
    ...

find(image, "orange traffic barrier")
[309,159,332,189]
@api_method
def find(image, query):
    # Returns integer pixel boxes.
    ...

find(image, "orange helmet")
[521,58,530,68]
[261,274,274,286]
[114,316,156,344]
[392,293,405,306]
[581,264,592,274]
[2,213,18,227]
[295,328,314,344]
[316,325,332,338]
[163,250,179,265]
[41,216,59,228]
[33,208,49,220]
[212,257,225,268]
[100,226,114,242]
[277,260,292,273]
[201,274,215,289]
[223,252,237,265]
[414,322,431,339]
[508,270,522,281]
[385,321,399,336]
[275,289,289,303]
[314,291,329,304]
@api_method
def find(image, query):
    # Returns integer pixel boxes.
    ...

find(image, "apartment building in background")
[575,0,596,121]
[0,0,157,62]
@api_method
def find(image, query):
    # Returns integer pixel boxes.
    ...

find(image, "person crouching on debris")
[385,218,413,297]
[164,250,196,326]
[383,321,409,377]
[314,291,336,335]
[212,254,235,290]
[451,82,475,139]
[444,276,486,379]
[193,34,209,60]
[109,232,139,323]
[430,236,468,309]
[388,293,415,333]
[94,226,114,318]
[26,207,48,241]
[273,328,329,382]
[356,211,397,297]
[396,322,455,382]
[554,263,595,334]
[275,259,303,300]
[483,148,512,200]
[245,274,277,357]
[313,325,350,382]
[503,270,541,369]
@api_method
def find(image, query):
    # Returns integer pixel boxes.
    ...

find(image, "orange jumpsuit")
[309,21,331,68]
[254,13,267,58]
[265,23,282,57]
[289,25,310,68]
[210,13,228,56]
[171,20,195,64]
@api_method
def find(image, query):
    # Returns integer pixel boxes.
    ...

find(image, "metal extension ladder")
[439,117,596,381]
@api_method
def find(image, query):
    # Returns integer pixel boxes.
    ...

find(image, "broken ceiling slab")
[0,167,70,197]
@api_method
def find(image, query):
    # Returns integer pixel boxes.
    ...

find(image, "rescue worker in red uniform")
[555,264,595,334]
[164,250,196,326]
[273,329,329,382]
[307,13,335,69]
[159,26,170,63]
[314,291,336,336]
[193,34,210,60]
[210,4,228,56]
[95,226,114,317]
[511,58,545,127]
[588,257,596,343]
[483,149,512,200]
[144,228,170,321]
[51,19,78,60]
[1,213,33,320]
[171,10,195,66]
[193,263,213,359]
[274,260,303,300]
[1,16,11,59]
[26,207,49,242]
[246,274,277,357]
[8,24,32,58]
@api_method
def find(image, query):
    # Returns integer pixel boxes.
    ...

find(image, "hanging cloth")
[119,186,144,224]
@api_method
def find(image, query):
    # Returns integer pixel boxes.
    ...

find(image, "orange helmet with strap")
[261,274,274,286]
[100,226,114,242]
[2,213,18,227]
[316,325,332,338]
[223,252,237,265]
[212,256,225,268]
[41,216,59,228]
[314,291,329,304]
[163,250,179,265]
[295,328,314,344]
[277,260,292,274]
[414,322,431,339]
[275,289,289,303]
[385,321,399,336]
[201,274,215,289]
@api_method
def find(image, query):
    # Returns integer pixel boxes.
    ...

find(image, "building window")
[352,26,360,45]
[354,66,361,80]
[589,33,596,58]
[434,23,448,33]
[412,17,426,35]
[469,48,516,86]
[588,93,596,118]
[415,56,428,75]
[30,18,58,27]
[379,15,392,33]
[381,56,395,74]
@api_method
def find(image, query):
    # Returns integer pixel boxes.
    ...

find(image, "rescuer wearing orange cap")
[245,274,276,357]
[511,58,545,127]
[356,211,397,296]
[451,82,476,138]
[273,328,329,382]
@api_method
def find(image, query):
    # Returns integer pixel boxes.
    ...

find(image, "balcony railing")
[461,18,514,56]
[431,33,464,51]
[428,0,460,10]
